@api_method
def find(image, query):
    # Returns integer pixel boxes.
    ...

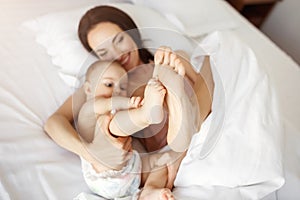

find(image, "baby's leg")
[142,78,166,124]
[139,166,174,200]
[109,79,166,137]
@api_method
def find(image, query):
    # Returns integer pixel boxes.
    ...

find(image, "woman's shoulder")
[68,86,87,119]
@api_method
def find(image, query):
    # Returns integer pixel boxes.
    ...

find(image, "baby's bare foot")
[141,78,166,125]
[139,187,174,200]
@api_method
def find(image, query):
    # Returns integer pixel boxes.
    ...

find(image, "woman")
[44,5,213,182]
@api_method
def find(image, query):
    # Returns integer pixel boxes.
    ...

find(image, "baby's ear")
[84,81,92,95]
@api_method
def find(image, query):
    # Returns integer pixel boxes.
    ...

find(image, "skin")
[87,22,142,71]
[85,62,128,99]
[44,21,214,198]
[44,22,145,173]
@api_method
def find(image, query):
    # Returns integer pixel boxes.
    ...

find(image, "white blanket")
[173,31,285,200]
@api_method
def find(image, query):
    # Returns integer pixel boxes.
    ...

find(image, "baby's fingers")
[130,96,143,108]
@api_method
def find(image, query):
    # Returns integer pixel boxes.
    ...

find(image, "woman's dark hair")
[78,6,153,63]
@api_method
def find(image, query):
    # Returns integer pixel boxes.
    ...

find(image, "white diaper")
[81,150,141,200]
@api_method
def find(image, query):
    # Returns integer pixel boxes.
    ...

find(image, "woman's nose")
[112,46,123,61]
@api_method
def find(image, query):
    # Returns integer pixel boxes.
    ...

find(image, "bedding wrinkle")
[1,0,298,199]
[0,85,41,128]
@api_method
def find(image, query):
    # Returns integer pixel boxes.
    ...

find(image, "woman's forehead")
[87,22,123,48]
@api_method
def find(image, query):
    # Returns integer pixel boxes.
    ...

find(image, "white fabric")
[1,0,300,200]
[173,31,285,199]
[131,0,239,37]
[22,2,188,88]
[80,151,141,200]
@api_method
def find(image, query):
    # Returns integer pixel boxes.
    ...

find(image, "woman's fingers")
[162,47,172,66]
[169,53,176,68]
[154,46,186,76]
[154,49,164,65]
[155,46,173,66]
[122,136,132,152]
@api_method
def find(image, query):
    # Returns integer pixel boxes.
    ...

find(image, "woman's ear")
[84,81,92,96]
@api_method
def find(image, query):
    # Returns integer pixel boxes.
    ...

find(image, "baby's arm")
[109,78,166,137]
[78,96,139,141]
[109,96,145,137]
[93,96,137,115]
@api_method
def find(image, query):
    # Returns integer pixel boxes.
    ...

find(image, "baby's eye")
[104,82,114,87]
[120,84,127,91]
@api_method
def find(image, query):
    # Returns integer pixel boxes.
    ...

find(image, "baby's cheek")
[120,90,127,97]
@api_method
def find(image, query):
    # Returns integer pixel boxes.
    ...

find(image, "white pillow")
[131,0,239,37]
[23,3,194,87]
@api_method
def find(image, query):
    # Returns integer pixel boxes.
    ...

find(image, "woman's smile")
[120,53,130,67]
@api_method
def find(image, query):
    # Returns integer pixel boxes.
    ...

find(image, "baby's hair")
[85,60,121,82]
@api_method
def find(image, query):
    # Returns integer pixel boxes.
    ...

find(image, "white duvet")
[173,31,284,200]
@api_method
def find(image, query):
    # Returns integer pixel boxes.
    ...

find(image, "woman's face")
[87,22,141,71]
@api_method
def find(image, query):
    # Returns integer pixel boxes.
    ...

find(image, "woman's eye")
[96,50,107,58]
[117,35,124,43]
[120,86,127,91]
[99,52,107,57]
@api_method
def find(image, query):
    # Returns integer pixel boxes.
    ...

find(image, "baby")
[77,60,176,200]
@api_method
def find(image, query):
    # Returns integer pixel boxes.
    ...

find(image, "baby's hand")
[130,96,144,108]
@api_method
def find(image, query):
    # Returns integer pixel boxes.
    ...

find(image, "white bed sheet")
[0,0,299,200]
[221,2,300,199]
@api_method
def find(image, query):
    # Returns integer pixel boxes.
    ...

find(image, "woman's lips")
[120,53,130,66]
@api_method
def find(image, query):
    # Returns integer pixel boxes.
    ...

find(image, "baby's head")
[84,60,128,99]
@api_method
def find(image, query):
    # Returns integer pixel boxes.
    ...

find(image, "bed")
[1,0,299,199]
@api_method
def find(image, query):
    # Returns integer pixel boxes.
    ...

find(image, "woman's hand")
[154,46,197,84]
[85,114,133,172]
[154,46,178,67]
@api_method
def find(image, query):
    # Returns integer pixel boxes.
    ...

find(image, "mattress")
[0,0,299,199]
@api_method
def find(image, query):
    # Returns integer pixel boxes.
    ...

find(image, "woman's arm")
[44,87,131,172]
[44,87,87,156]
[44,87,101,166]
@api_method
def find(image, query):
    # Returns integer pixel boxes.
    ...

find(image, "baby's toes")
[174,58,185,76]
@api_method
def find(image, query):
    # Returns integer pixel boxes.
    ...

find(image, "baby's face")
[91,63,128,98]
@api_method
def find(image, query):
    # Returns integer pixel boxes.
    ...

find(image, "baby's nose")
[113,87,121,95]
